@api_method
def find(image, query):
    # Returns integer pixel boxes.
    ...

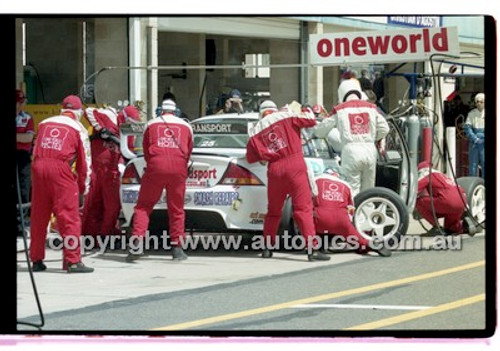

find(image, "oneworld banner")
[310,26,459,66]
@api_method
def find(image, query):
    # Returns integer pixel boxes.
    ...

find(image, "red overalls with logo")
[82,108,123,236]
[30,113,91,266]
[246,110,317,246]
[416,168,467,233]
[313,174,370,253]
[131,113,193,246]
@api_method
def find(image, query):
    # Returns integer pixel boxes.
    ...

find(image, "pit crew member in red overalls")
[313,79,390,196]
[16,89,35,235]
[81,105,141,238]
[29,95,94,273]
[246,100,329,261]
[415,161,478,236]
[313,169,391,257]
[128,99,193,262]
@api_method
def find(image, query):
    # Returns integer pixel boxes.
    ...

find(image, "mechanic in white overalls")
[464,93,485,178]
[312,79,390,196]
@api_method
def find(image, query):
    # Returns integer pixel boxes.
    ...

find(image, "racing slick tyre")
[278,196,299,237]
[276,197,301,249]
[353,186,409,246]
[456,176,485,232]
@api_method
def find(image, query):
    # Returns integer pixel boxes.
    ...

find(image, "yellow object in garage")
[24,104,95,134]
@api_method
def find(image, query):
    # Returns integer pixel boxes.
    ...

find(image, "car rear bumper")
[120,185,267,233]
[146,209,263,234]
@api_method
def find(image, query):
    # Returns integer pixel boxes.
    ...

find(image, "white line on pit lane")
[291,304,430,311]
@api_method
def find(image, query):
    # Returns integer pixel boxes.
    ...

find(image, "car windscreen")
[192,118,252,149]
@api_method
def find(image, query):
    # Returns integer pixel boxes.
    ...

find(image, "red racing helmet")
[118,105,141,124]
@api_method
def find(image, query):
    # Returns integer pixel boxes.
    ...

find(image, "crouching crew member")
[313,170,391,257]
[127,99,193,262]
[246,100,329,261]
[29,95,94,273]
[415,161,478,236]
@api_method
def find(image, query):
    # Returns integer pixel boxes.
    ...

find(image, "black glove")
[99,128,120,145]
[79,194,85,209]
[100,128,111,140]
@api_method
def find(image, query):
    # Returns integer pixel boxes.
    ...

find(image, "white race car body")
[120,113,339,234]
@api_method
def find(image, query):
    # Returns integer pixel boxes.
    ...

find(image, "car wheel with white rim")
[353,187,409,245]
[456,176,485,232]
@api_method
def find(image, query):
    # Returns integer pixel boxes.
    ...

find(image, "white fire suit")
[313,100,389,196]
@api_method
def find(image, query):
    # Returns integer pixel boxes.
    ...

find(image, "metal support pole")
[129,18,142,108]
[446,127,457,178]
[299,21,309,104]
[146,19,158,120]
[407,114,420,212]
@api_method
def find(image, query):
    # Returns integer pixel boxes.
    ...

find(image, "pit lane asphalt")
[16,219,488,332]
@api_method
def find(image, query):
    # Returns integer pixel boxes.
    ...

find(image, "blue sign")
[388,16,442,28]
[194,191,239,206]
[122,189,139,204]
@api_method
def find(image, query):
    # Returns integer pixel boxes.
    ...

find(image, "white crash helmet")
[338,78,362,103]
[162,99,177,112]
[259,100,278,118]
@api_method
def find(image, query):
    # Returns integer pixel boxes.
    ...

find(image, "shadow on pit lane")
[87,248,357,265]
[90,250,339,264]
[17,267,68,274]
[68,233,362,264]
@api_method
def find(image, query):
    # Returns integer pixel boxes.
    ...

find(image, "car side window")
[301,129,332,159]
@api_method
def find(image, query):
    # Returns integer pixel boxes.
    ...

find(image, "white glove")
[118,163,126,176]
[307,167,318,197]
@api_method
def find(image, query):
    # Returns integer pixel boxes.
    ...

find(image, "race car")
[119,112,340,236]
[119,113,485,244]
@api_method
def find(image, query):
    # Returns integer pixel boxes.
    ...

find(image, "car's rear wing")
[119,122,211,172]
